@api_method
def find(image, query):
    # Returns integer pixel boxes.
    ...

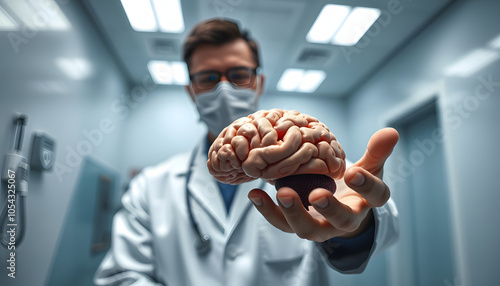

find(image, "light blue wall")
[0,1,128,285]
[119,86,205,172]
[346,0,500,285]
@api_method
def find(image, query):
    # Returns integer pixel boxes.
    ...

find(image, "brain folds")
[207,109,346,185]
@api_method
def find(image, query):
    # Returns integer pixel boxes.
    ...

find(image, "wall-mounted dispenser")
[30,132,56,171]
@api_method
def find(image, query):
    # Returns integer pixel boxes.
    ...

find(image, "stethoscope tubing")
[185,143,266,255]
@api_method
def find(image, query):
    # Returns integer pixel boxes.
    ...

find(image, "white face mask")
[194,81,258,136]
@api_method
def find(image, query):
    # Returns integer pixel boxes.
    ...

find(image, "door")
[397,100,455,285]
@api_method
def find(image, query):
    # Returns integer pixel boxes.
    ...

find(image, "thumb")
[355,128,399,174]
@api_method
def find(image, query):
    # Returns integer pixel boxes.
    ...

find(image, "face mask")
[194,81,258,136]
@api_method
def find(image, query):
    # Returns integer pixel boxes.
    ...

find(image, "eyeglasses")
[189,66,258,90]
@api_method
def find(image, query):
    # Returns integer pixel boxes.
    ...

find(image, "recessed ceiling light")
[277,69,305,91]
[152,0,184,33]
[306,4,381,46]
[332,7,381,46]
[170,61,189,85]
[121,0,184,33]
[148,61,172,84]
[277,69,326,93]
[3,0,71,31]
[121,0,158,32]
[298,70,326,93]
[3,0,38,30]
[443,48,500,77]
[148,61,188,85]
[0,6,18,30]
[121,0,157,32]
[56,58,92,80]
[306,4,351,44]
[33,0,71,30]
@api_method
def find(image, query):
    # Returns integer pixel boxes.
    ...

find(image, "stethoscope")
[185,144,265,255]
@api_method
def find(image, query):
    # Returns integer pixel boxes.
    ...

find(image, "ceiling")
[81,0,454,98]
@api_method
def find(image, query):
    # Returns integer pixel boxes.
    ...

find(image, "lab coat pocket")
[260,222,307,280]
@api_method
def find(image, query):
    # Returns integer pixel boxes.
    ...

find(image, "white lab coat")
[94,141,399,286]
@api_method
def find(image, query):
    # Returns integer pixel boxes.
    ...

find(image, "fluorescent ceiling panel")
[149,61,172,84]
[56,58,92,80]
[152,0,184,33]
[332,7,381,46]
[277,69,326,93]
[148,61,188,85]
[3,0,71,31]
[0,6,18,30]
[121,0,184,33]
[3,0,39,30]
[34,0,72,30]
[306,4,351,44]
[443,49,500,77]
[297,70,326,93]
[277,69,305,91]
[170,61,189,85]
[121,0,157,32]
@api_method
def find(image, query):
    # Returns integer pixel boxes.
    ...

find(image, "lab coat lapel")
[188,143,226,231]
[225,179,267,239]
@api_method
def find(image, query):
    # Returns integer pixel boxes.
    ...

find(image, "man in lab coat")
[94,19,399,286]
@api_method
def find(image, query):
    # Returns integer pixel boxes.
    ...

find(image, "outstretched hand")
[248,128,399,242]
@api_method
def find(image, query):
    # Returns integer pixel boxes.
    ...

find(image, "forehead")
[190,39,255,74]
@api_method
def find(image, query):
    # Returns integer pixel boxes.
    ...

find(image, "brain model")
[207,109,346,207]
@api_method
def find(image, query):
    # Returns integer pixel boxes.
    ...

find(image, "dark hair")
[183,19,260,71]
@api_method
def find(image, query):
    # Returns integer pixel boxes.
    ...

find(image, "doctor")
[94,19,399,286]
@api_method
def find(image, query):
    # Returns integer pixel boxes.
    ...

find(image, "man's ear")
[256,74,265,99]
[185,85,196,102]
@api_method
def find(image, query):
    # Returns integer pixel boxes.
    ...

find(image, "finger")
[248,188,293,233]
[276,187,334,241]
[356,128,399,174]
[344,166,390,207]
[309,188,369,233]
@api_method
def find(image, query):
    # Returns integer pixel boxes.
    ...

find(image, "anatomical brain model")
[207,109,346,207]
